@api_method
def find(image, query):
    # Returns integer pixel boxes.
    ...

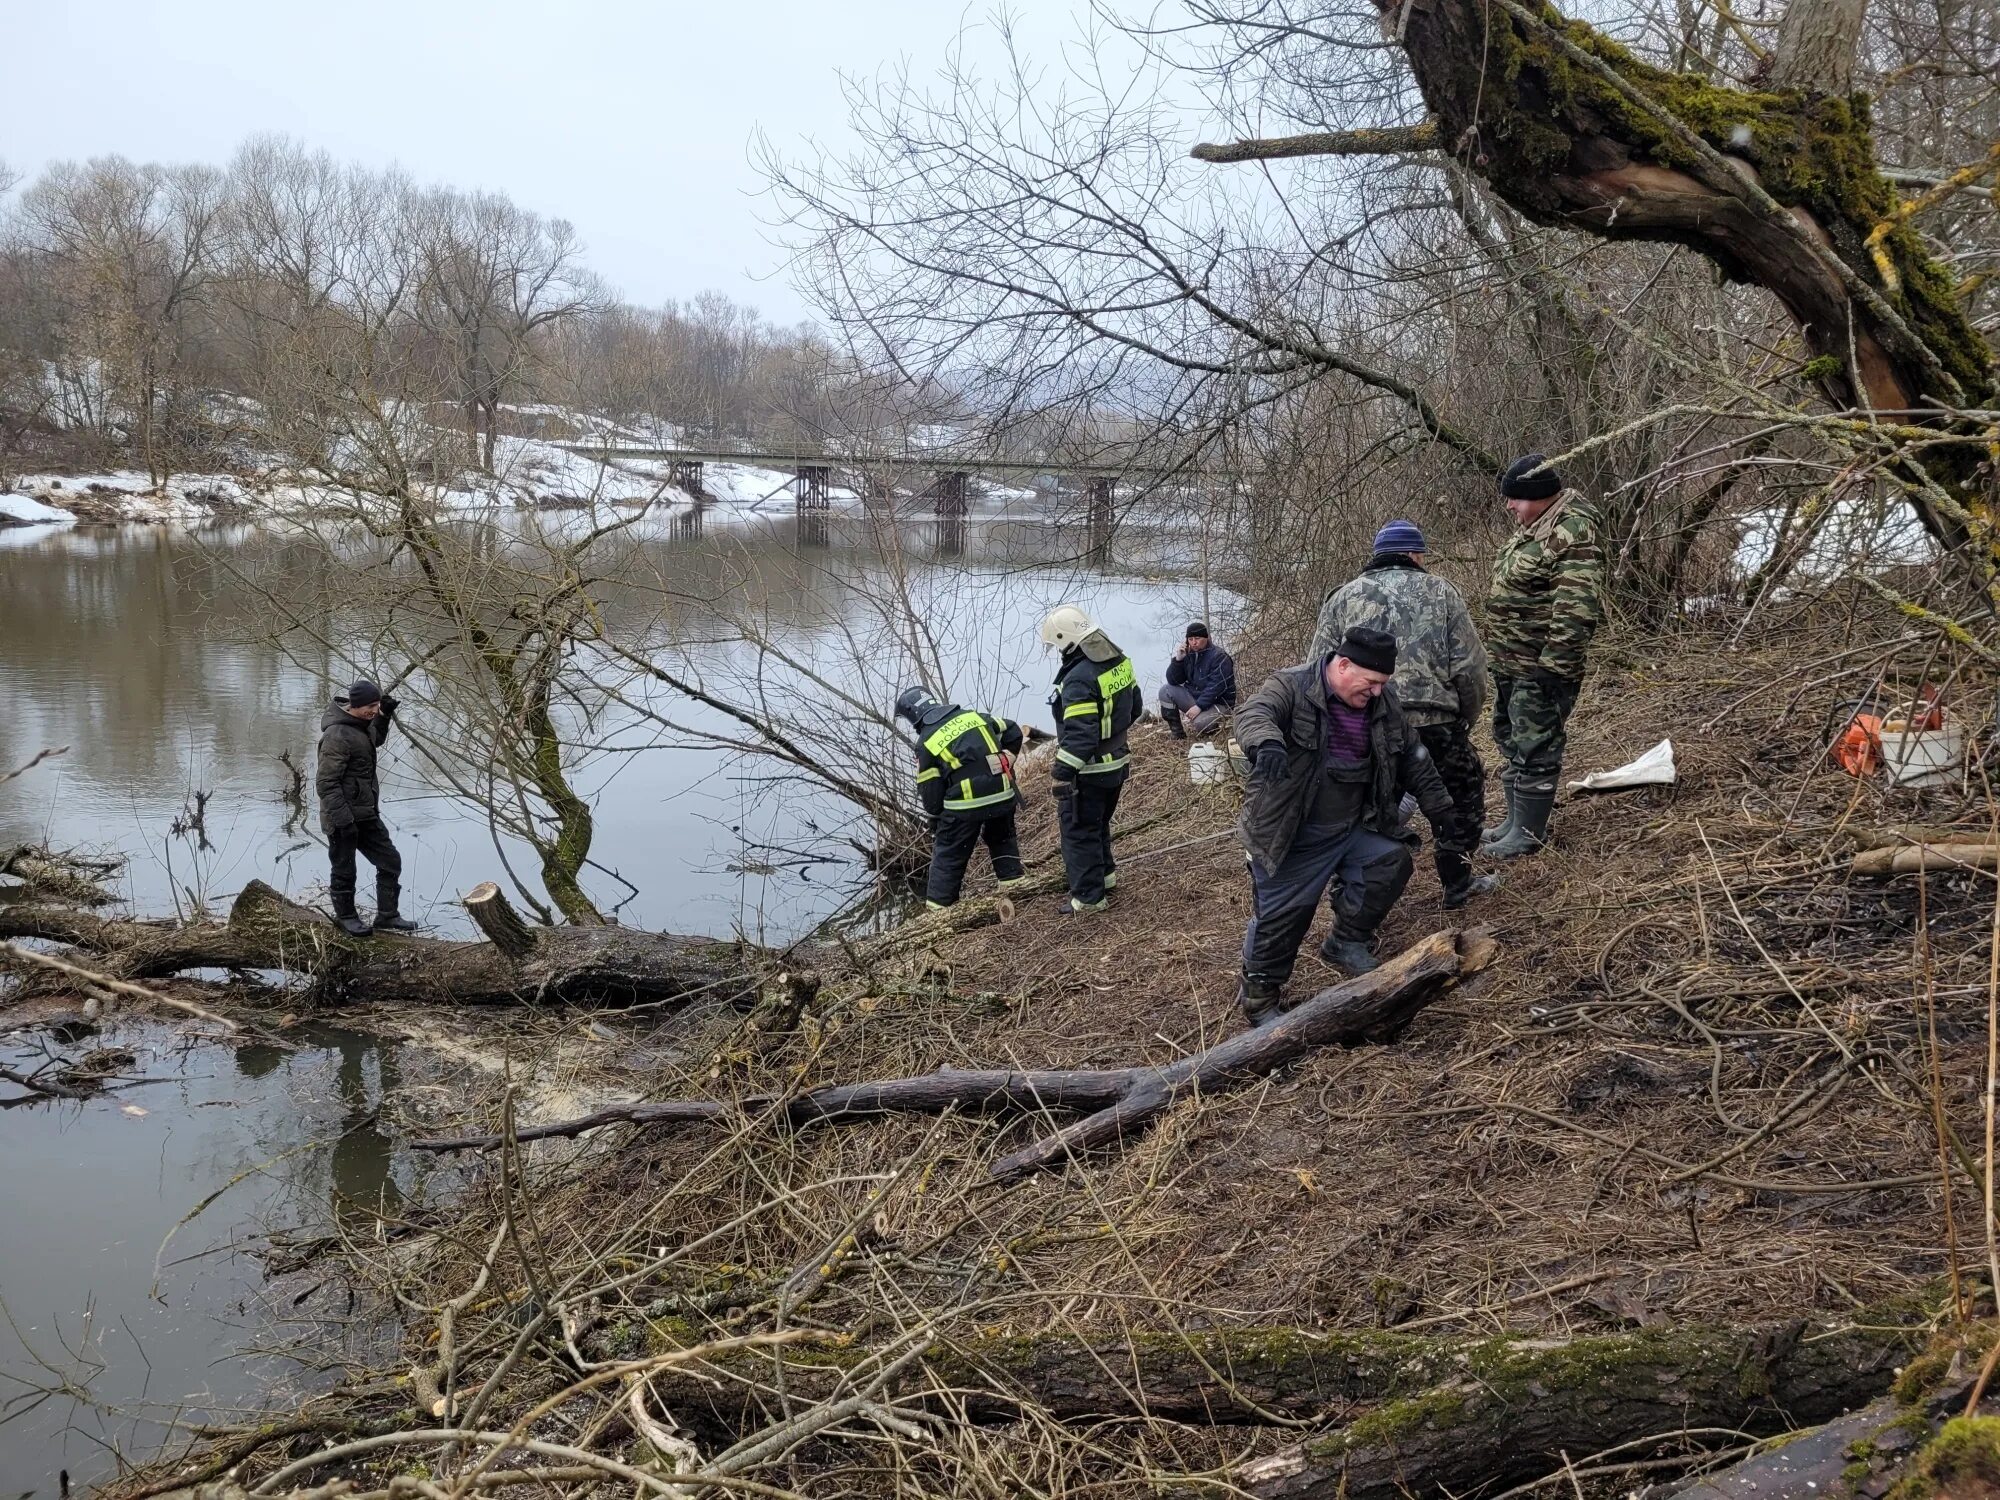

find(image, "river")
[0,502,1225,1495]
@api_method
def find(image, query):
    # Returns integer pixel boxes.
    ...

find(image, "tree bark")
[616,1307,1921,1471]
[412,929,1499,1177]
[464,881,537,958]
[1767,0,1866,95]
[1205,0,1995,542]
[0,879,760,1008]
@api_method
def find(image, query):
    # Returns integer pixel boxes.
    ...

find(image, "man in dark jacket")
[1040,604,1143,914]
[1232,627,1463,1024]
[315,678,416,937]
[1160,622,1237,738]
[1309,520,1496,909]
[896,685,1026,909]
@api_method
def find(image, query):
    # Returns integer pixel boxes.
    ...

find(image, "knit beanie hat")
[1335,626,1397,676]
[1499,454,1563,501]
[1372,519,1426,555]
[346,678,382,708]
[1186,621,1210,640]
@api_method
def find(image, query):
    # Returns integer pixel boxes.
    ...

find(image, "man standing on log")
[1482,455,1607,859]
[1040,605,1143,914]
[1309,519,1496,909]
[896,685,1027,909]
[316,679,417,937]
[1233,627,1463,1024]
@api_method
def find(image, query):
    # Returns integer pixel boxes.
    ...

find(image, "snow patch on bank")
[0,491,77,526]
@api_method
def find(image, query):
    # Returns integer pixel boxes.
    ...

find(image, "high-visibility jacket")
[914,707,1024,819]
[1050,647,1142,783]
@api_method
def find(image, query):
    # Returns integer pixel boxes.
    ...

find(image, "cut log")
[2,880,763,1009]
[1851,842,2000,877]
[463,882,538,958]
[412,928,1498,1175]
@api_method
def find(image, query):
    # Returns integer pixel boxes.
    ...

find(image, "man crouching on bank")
[1233,626,1468,1026]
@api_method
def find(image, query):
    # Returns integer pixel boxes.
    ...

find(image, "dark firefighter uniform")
[1050,647,1143,910]
[912,702,1026,907]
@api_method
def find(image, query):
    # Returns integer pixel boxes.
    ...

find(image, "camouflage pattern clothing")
[1417,719,1486,891]
[1484,491,1606,682]
[1308,555,1487,727]
[1490,673,1581,779]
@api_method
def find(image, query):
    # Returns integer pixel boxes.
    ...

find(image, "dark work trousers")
[1416,719,1487,892]
[1491,674,1583,780]
[926,810,1024,906]
[1056,778,1122,905]
[1241,822,1414,987]
[329,816,403,916]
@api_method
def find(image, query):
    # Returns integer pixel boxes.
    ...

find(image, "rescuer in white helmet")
[1038,604,1143,912]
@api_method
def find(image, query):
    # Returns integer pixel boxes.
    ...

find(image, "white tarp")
[1569,738,1677,793]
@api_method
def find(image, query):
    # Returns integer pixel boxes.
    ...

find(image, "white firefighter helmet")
[1038,604,1095,651]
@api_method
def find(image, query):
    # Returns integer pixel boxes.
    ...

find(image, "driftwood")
[0,878,762,1008]
[412,928,1499,1177]
[1851,841,2000,877]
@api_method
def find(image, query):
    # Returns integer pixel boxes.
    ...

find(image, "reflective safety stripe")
[915,767,941,783]
[1056,748,1127,774]
[944,785,1017,811]
[924,708,1015,807]
[1062,701,1098,719]
[1096,657,1137,738]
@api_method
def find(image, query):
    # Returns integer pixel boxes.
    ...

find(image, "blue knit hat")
[1372,519,1426,555]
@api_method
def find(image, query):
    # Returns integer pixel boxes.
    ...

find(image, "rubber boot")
[334,913,373,937]
[371,882,419,933]
[1319,931,1379,975]
[1164,708,1187,740]
[1237,974,1283,1027]
[1485,781,1556,860]
[1480,767,1519,847]
[1442,872,1502,909]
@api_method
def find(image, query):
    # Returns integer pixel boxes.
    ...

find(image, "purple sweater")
[1325,695,1371,763]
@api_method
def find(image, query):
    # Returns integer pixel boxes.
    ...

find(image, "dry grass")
[113,603,2000,1495]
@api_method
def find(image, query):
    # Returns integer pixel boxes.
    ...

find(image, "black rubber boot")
[1319,932,1379,975]
[372,881,418,933]
[1480,767,1519,847]
[1442,872,1502,909]
[1238,974,1284,1026]
[334,912,372,937]
[1486,781,1556,860]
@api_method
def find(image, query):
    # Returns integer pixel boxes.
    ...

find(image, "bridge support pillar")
[796,464,832,510]
[1087,476,1115,564]
[936,470,970,518]
[671,460,706,502]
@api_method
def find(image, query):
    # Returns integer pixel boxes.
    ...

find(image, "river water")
[0,504,1223,1494]
[0,508,1220,941]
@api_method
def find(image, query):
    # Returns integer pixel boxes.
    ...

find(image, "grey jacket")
[1234,658,1459,877]
[316,701,394,834]
[1308,555,1487,726]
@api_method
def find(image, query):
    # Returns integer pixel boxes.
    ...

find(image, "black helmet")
[895,685,943,726]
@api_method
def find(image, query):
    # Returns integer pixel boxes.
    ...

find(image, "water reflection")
[0,512,1221,942]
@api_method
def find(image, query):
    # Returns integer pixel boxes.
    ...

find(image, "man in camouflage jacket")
[1309,518,1496,908]
[1482,454,1606,858]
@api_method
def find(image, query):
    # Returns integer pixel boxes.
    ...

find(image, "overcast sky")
[8,0,1080,327]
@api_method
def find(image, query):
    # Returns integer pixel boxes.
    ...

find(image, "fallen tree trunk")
[413,928,1499,1179]
[1852,841,2000,877]
[0,879,763,1008]
[1234,1310,1922,1499]
[619,1305,1921,1465]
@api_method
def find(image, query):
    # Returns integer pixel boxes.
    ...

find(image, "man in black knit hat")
[315,678,417,936]
[1229,626,1464,1026]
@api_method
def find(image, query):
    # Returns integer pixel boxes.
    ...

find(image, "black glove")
[1251,742,1288,781]
[378,693,400,719]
